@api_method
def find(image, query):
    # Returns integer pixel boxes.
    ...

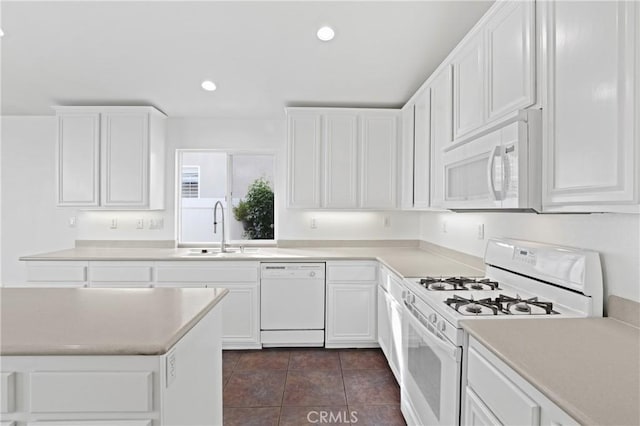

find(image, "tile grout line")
[338,350,352,425]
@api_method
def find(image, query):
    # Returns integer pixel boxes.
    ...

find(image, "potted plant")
[233,178,274,240]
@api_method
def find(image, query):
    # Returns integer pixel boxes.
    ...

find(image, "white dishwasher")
[260,263,325,347]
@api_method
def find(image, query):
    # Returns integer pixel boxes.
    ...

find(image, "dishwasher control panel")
[261,263,326,279]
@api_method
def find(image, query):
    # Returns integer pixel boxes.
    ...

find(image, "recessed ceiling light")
[201,80,217,91]
[317,26,335,42]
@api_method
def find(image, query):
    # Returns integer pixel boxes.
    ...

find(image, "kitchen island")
[0,287,228,425]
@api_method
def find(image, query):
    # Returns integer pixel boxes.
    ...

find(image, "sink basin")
[179,247,270,258]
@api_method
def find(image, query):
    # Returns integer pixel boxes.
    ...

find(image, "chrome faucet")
[213,201,227,253]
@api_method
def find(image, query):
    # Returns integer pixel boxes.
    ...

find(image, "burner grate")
[418,276,500,291]
[495,294,556,315]
[445,295,501,316]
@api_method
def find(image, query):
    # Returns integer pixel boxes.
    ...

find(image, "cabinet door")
[464,387,502,426]
[399,103,415,209]
[287,112,322,208]
[543,1,639,211]
[486,0,535,121]
[326,282,377,347]
[452,37,485,140]
[217,285,261,349]
[377,286,391,357]
[413,89,431,209]
[360,113,398,209]
[56,113,100,206]
[323,113,359,208]
[101,112,149,207]
[430,67,453,208]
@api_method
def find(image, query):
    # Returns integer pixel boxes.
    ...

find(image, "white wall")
[1,117,77,285]
[419,211,640,303]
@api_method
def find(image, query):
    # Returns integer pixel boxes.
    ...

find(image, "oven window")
[407,321,441,419]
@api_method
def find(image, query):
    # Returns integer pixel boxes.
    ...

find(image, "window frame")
[175,149,277,247]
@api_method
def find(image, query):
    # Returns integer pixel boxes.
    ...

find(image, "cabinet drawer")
[90,263,152,282]
[27,262,87,282]
[467,346,540,425]
[380,267,405,303]
[156,262,258,283]
[327,262,377,282]
[0,372,15,413]
[30,371,153,413]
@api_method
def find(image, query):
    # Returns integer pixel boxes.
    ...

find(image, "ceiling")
[1,1,492,118]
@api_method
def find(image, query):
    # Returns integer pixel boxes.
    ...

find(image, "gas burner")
[445,295,500,316]
[418,276,499,291]
[496,294,556,315]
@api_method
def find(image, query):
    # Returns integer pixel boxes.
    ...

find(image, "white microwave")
[441,109,541,212]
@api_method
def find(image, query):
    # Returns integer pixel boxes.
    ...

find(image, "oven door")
[402,303,462,426]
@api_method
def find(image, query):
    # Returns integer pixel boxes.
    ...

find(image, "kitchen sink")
[179,247,274,258]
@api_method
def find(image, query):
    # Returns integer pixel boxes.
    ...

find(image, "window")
[177,150,275,244]
[181,166,200,198]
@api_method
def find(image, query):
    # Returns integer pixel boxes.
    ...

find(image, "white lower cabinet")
[89,261,153,288]
[378,271,403,384]
[24,261,88,288]
[325,261,378,348]
[155,261,260,349]
[22,260,260,350]
[1,307,223,426]
[463,336,579,426]
[464,387,501,426]
[377,265,405,384]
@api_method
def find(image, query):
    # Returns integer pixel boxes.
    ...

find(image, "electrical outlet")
[477,224,485,240]
[136,218,144,229]
[310,217,317,229]
[383,215,391,228]
[166,350,177,387]
[441,221,447,234]
[149,218,164,230]
[110,218,118,229]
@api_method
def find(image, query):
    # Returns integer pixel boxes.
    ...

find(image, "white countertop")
[19,246,485,278]
[0,287,228,356]
[461,317,640,426]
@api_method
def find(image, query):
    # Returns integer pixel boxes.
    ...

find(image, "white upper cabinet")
[486,0,536,121]
[413,89,431,209]
[452,36,485,140]
[399,103,415,209]
[287,111,322,208]
[541,0,639,212]
[56,113,100,206]
[101,113,148,207]
[360,112,398,209]
[323,113,359,209]
[449,0,535,142]
[286,108,399,210]
[430,66,454,209]
[55,106,166,209]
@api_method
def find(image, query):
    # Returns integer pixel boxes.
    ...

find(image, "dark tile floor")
[223,348,406,426]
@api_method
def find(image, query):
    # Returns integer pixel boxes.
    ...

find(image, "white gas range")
[400,238,603,426]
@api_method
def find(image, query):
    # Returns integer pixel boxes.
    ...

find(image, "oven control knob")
[437,321,446,332]
[428,313,437,324]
